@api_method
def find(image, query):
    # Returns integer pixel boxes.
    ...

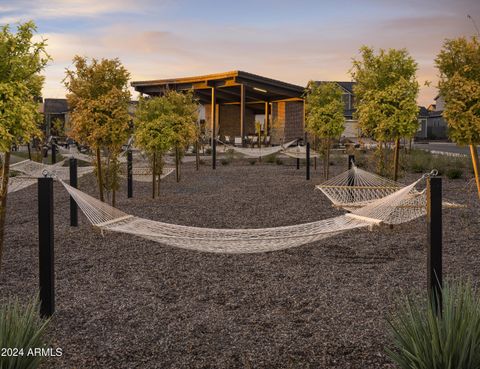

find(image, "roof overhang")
[131,71,305,111]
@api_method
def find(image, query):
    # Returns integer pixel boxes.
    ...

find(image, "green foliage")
[436,36,480,145]
[351,46,419,141]
[304,81,345,139]
[386,281,480,369]
[275,157,283,165]
[64,56,131,152]
[248,158,256,165]
[265,154,276,164]
[0,21,49,152]
[134,90,198,189]
[446,167,463,179]
[64,56,131,201]
[0,296,50,369]
[220,158,230,165]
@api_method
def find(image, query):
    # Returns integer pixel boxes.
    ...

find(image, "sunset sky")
[1,0,479,106]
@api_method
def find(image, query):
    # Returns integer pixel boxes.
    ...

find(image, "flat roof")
[131,70,305,109]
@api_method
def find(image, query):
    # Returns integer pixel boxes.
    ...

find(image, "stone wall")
[270,101,304,145]
[204,104,255,139]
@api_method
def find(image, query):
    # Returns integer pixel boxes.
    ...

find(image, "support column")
[264,101,269,138]
[38,177,54,318]
[427,176,442,315]
[69,158,78,226]
[240,84,245,146]
[306,142,310,180]
[211,87,217,170]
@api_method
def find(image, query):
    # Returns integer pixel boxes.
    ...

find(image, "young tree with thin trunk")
[304,81,345,179]
[0,21,49,272]
[351,46,419,180]
[64,56,131,205]
[436,36,480,199]
[164,90,199,183]
[134,96,175,198]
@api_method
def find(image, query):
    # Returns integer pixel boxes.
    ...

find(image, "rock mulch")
[1,158,479,368]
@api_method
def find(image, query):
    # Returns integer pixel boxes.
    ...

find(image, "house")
[415,95,448,140]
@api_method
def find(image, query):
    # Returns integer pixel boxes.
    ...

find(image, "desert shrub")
[220,158,230,165]
[265,154,276,164]
[446,168,463,179]
[248,159,256,165]
[0,296,51,369]
[407,149,433,173]
[205,148,212,155]
[199,159,205,166]
[276,157,283,165]
[386,280,480,369]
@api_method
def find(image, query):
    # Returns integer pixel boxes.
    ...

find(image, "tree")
[0,21,49,271]
[134,90,198,196]
[64,56,131,205]
[435,36,480,199]
[304,81,345,179]
[351,46,419,180]
[134,96,175,198]
[162,90,199,183]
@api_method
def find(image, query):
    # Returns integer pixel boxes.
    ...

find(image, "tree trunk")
[157,173,161,196]
[195,140,199,171]
[377,142,384,175]
[326,138,331,180]
[175,146,180,183]
[27,143,32,160]
[0,151,11,272]
[152,152,156,199]
[393,137,400,181]
[96,148,104,202]
[470,144,480,200]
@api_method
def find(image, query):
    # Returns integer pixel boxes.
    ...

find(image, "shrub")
[205,148,212,155]
[248,159,256,165]
[275,157,283,165]
[446,168,463,179]
[199,159,205,166]
[0,296,51,369]
[265,154,276,164]
[386,280,480,369]
[220,158,230,165]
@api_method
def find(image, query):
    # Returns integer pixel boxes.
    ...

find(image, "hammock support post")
[348,155,355,170]
[69,158,78,227]
[296,158,300,170]
[306,142,310,180]
[38,177,55,317]
[427,176,442,315]
[51,143,56,164]
[127,150,133,198]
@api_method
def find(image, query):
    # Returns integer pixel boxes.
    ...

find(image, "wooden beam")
[211,87,216,170]
[265,101,269,135]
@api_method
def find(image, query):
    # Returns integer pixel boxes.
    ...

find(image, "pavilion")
[131,71,306,146]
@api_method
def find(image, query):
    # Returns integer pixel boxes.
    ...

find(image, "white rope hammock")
[10,159,94,180]
[282,145,321,159]
[119,167,175,182]
[218,140,298,158]
[60,168,429,254]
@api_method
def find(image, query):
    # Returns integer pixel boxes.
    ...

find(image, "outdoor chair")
[234,137,242,146]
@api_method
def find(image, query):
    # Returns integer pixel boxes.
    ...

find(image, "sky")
[1,0,479,106]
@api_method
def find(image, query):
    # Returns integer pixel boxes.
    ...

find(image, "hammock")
[218,140,298,158]
[57,146,130,164]
[119,167,175,182]
[60,169,430,254]
[282,145,321,159]
[3,159,94,193]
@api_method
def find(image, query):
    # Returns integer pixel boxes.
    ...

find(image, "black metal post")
[127,149,133,198]
[212,138,217,170]
[306,142,310,180]
[296,158,300,170]
[38,177,55,317]
[348,155,355,170]
[51,144,56,164]
[69,158,78,227]
[427,176,442,315]
[27,143,32,160]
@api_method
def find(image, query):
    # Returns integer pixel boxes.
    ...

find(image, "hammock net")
[60,168,431,253]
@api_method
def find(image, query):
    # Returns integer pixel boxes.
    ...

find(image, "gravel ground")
[1,157,479,369]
